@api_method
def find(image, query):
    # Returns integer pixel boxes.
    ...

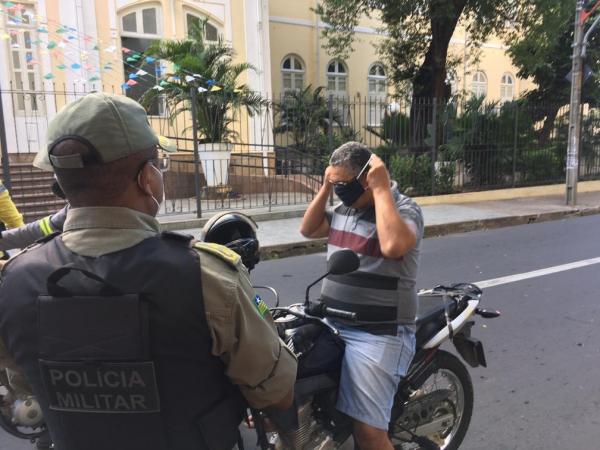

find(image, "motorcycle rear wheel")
[390,350,474,450]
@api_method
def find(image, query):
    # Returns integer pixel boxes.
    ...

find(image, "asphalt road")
[3,215,600,449]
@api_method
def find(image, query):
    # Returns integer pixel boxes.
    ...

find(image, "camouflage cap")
[34,92,175,171]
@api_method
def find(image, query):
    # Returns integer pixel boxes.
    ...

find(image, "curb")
[159,208,307,231]
[259,205,600,261]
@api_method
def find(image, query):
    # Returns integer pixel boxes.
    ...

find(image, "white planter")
[198,143,232,187]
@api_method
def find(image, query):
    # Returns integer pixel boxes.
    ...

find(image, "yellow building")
[0,0,534,159]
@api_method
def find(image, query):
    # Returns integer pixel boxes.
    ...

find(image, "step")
[15,200,66,214]
[9,184,55,194]
[12,192,59,202]
[7,176,55,186]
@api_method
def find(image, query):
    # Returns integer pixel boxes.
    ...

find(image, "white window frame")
[281,54,305,94]
[4,1,43,114]
[119,5,164,116]
[500,73,515,102]
[184,11,221,43]
[367,63,387,126]
[471,71,487,99]
[327,60,348,95]
[120,4,163,39]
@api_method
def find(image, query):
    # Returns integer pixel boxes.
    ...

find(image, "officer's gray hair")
[329,142,372,175]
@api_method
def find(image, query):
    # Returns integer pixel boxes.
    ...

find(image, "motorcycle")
[250,248,500,450]
[0,249,499,450]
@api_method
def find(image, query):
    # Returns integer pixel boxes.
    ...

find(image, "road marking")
[474,256,600,289]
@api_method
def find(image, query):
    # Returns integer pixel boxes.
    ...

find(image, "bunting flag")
[152,85,165,91]
[89,75,100,82]
[210,85,222,92]
[135,69,148,76]
[47,40,56,49]
[57,64,66,70]
[43,73,55,79]
[145,56,155,64]
[121,83,131,91]
[185,75,195,83]
[71,63,81,69]
[126,79,138,86]
[197,86,208,93]
[128,73,138,79]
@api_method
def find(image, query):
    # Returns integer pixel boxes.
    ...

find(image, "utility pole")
[566,0,585,206]
[566,0,600,205]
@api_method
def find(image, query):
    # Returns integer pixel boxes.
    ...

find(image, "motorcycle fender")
[453,332,487,368]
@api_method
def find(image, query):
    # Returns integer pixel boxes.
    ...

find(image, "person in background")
[0,181,24,258]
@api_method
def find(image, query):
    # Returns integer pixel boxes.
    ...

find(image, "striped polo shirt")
[321,182,424,334]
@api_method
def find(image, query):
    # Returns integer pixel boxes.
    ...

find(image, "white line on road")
[474,256,600,289]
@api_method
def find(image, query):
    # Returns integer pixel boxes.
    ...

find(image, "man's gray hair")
[329,141,372,174]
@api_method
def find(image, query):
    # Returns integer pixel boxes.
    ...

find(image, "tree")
[506,0,600,142]
[139,23,267,143]
[315,0,518,147]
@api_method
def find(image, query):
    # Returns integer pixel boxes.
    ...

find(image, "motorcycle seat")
[415,298,458,348]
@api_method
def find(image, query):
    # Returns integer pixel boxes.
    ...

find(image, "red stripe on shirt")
[328,228,383,258]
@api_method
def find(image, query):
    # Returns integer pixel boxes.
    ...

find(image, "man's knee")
[353,420,392,450]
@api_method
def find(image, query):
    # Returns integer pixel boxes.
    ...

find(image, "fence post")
[512,102,519,187]
[328,94,334,206]
[0,85,12,190]
[431,99,438,195]
[190,87,202,218]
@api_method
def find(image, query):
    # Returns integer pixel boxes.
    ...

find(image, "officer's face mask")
[332,157,372,207]
[137,158,167,216]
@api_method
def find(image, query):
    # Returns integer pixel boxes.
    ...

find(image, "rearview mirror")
[327,249,360,275]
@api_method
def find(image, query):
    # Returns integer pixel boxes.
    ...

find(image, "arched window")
[471,71,487,99]
[368,63,387,125]
[281,55,304,93]
[327,60,348,95]
[327,60,348,124]
[500,73,515,102]
[120,5,162,114]
[185,12,221,42]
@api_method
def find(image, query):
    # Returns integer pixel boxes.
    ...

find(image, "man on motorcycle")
[300,142,424,450]
[0,93,296,450]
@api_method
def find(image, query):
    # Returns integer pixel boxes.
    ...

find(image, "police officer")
[0,93,297,450]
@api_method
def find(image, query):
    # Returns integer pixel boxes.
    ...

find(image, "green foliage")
[519,148,565,184]
[388,153,455,196]
[507,0,600,108]
[139,22,267,143]
[365,111,411,146]
[273,85,358,157]
[316,0,519,98]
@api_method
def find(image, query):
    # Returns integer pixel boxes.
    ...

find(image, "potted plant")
[140,22,267,187]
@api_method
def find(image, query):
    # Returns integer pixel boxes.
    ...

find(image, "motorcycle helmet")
[201,212,260,271]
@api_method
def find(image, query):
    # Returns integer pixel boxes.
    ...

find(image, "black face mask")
[334,178,365,207]
[333,156,373,207]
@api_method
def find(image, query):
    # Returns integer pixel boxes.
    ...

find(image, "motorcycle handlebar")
[322,306,357,321]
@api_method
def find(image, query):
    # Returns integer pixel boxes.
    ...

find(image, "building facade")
[0,0,534,159]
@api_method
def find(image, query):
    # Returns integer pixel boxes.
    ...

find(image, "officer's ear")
[136,161,154,197]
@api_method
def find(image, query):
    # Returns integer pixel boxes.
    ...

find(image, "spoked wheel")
[390,350,473,450]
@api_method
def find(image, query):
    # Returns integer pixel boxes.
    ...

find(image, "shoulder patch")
[193,242,240,268]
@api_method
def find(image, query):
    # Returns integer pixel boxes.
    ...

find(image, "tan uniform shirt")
[0,207,296,408]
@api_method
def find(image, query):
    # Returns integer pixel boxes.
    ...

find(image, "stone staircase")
[3,162,66,223]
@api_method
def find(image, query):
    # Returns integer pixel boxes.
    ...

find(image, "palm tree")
[139,22,267,143]
[273,85,347,155]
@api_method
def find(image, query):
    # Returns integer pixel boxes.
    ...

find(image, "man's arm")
[300,167,332,238]
[0,206,67,251]
[198,248,297,410]
[367,155,417,259]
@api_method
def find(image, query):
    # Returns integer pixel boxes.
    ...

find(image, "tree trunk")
[409,0,467,152]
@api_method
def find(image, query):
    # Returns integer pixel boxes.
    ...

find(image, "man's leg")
[353,420,394,450]
[335,325,415,450]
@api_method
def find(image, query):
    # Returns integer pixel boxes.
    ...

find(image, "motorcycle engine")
[274,396,335,450]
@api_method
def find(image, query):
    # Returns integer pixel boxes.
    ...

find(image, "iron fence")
[1,83,599,221]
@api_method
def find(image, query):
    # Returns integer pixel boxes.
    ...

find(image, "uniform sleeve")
[0,190,23,229]
[0,204,68,251]
[199,252,297,409]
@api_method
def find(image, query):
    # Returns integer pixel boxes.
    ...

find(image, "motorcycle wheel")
[390,350,473,450]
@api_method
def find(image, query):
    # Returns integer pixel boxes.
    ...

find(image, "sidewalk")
[159,183,600,260]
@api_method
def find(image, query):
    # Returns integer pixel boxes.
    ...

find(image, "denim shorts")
[335,324,416,430]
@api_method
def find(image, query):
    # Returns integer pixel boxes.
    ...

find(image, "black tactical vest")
[0,232,246,450]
